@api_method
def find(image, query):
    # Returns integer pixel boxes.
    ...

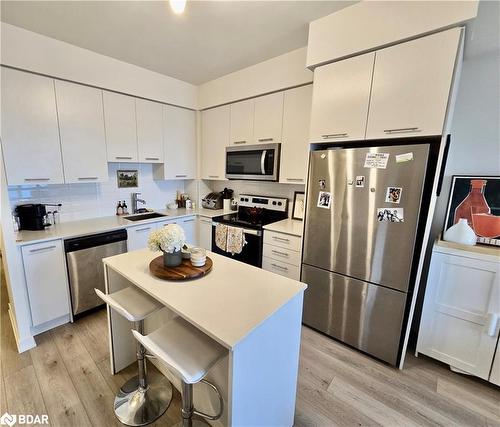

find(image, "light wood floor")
[1,267,499,426]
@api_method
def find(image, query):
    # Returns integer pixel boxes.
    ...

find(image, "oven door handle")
[260,150,267,175]
[212,222,262,236]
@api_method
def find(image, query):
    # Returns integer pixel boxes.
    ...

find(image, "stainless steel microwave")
[225,143,280,181]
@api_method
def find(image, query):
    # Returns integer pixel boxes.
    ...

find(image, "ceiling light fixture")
[170,0,186,14]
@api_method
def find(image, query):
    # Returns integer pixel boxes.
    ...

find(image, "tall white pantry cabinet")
[417,240,500,385]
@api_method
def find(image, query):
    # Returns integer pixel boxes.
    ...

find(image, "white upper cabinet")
[253,92,284,144]
[55,81,108,184]
[136,99,163,163]
[161,105,196,180]
[280,85,313,185]
[310,52,375,143]
[230,99,254,145]
[201,105,230,180]
[366,28,461,139]
[1,69,64,185]
[103,91,138,162]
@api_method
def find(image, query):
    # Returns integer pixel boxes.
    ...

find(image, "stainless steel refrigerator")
[302,139,440,366]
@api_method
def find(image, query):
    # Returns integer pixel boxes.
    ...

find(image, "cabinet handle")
[208,175,219,179]
[272,236,290,242]
[135,227,152,232]
[29,245,56,253]
[78,177,98,181]
[233,140,246,144]
[322,133,348,139]
[258,138,274,142]
[271,263,288,271]
[24,178,50,182]
[486,313,499,337]
[115,156,133,160]
[286,178,304,182]
[145,157,160,161]
[183,219,195,223]
[175,174,187,178]
[383,127,420,134]
[271,249,289,257]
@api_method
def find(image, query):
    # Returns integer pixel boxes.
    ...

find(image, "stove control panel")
[239,195,288,212]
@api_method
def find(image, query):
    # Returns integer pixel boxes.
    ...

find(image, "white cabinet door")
[136,99,163,163]
[55,81,108,183]
[309,52,374,143]
[417,251,500,380]
[201,106,230,180]
[366,28,461,139]
[253,92,284,144]
[162,105,196,179]
[1,69,64,185]
[230,99,254,145]
[280,85,313,185]
[156,217,197,246]
[103,91,138,162]
[197,217,213,250]
[177,216,197,245]
[127,223,156,251]
[21,240,70,326]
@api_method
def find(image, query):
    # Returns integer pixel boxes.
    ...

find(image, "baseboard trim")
[30,314,70,336]
[8,304,36,352]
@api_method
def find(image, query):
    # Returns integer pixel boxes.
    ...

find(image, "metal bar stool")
[133,316,225,427]
[95,287,173,426]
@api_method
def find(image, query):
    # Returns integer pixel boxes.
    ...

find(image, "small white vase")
[443,218,477,246]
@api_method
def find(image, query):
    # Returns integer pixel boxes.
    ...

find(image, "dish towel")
[226,226,247,255]
[215,223,228,251]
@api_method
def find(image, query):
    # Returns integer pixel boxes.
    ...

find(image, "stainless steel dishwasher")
[64,229,127,317]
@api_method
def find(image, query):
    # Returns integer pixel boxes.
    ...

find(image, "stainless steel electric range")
[211,194,288,267]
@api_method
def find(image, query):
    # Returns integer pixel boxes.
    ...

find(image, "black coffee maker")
[16,204,49,230]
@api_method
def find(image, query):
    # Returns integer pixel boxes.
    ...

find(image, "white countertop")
[103,249,307,350]
[15,208,232,246]
[263,218,304,237]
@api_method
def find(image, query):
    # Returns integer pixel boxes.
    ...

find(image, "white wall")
[0,23,198,109]
[198,47,312,109]
[432,0,500,238]
[8,163,188,222]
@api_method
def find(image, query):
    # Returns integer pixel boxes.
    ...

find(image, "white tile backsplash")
[205,180,305,217]
[9,163,187,223]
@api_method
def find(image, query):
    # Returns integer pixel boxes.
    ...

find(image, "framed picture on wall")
[292,192,305,220]
[117,170,138,188]
[443,175,500,247]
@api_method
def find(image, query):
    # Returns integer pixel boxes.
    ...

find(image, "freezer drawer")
[301,264,407,365]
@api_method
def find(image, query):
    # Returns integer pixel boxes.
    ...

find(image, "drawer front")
[263,243,301,267]
[262,257,300,280]
[264,230,301,251]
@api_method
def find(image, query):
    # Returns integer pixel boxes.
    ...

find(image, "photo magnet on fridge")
[318,179,326,190]
[355,176,365,188]
[377,208,404,222]
[385,187,402,204]
[317,191,331,209]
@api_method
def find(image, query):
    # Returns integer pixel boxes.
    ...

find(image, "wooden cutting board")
[149,255,213,281]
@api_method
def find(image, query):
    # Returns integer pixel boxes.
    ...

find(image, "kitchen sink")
[123,212,167,222]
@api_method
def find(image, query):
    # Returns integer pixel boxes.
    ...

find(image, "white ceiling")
[0,1,356,85]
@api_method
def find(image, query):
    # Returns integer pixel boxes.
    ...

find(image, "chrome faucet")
[131,192,146,214]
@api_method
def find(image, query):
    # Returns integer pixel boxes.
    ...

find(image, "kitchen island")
[103,249,307,426]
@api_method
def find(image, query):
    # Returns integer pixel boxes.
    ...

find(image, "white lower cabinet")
[198,217,213,250]
[127,223,157,251]
[417,242,500,382]
[262,231,301,280]
[156,216,197,246]
[21,240,70,327]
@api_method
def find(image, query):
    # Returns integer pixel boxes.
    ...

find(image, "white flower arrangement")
[148,224,186,253]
